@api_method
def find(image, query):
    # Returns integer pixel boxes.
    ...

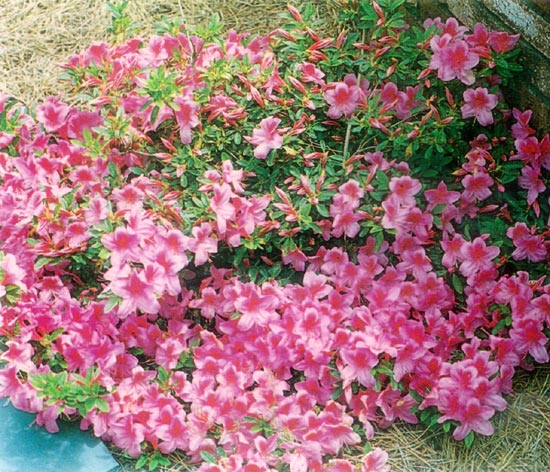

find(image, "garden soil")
[1,1,549,471]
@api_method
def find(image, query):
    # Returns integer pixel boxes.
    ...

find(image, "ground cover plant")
[1,0,549,470]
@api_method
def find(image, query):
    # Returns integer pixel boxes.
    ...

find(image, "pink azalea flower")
[65,221,91,248]
[0,252,26,288]
[232,281,279,330]
[107,265,161,316]
[189,222,218,266]
[507,222,548,262]
[67,110,103,140]
[448,397,495,440]
[110,415,146,457]
[327,459,354,472]
[210,183,235,236]
[36,96,71,133]
[173,93,200,144]
[389,175,421,205]
[518,165,545,206]
[489,31,520,53]
[379,82,399,109]
[325,74,365,119]
[282,248,308,271]
[330,204,363,238]
[101,226,140,266]
[300,62,325,85]
[511,316,549,363]
[245,116,284,159]
[362,447,390,472]
[430,35,479,85]
[461,171,494,201]
[396,86,422,119]
[111,184,145,212]
[424,181,461,210]
[397,247,433,279]
[262,64,286,97]
[0,340,35,371]
[441,232,466,269]
[459,237,500,277]
[513,136,542,163]
[440,17,468,38]
[337,179,364,208]
[466,23,491,49]
[155,337,186,370]
[511,108,534,139]
[461,87,498,126]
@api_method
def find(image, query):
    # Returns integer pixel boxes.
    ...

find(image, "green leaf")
[34,257,53,270]
[104,295,121,313]
[464,431,475,448]
[200,450,218,464]
[135,455,148,470]
[331,386,343,401]
[84,398,97,413]
[94,397,110,413]
[451,273,463,295]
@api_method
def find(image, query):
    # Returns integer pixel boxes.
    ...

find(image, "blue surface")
[0,403,119,472]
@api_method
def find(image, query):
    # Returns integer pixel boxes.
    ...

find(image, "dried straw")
[0,0,338,104]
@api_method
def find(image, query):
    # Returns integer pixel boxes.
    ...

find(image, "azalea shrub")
[1,0,549,470]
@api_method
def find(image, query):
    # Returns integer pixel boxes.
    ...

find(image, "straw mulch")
[0,0,338,104]
[1,1,549,471]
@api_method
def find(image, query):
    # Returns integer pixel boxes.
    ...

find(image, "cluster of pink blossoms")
[0,3,549,471]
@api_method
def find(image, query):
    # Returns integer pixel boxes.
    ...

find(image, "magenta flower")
[325,74,365,119]
[389,175,422,205]
[430,35,479,85]
[518,164,545,206]
[461,87,498,126]
[362,447,390,472]
[107,265,161,316]
[510,317,549,363]
[173,94,200,144]
[189,222,218,266]
[461,171,494,202]
[459,237,500,277]
[36,96,71,133]
[489,31,520,53]
[65,221,91,248]
[506,222,548,262]
[245,116,284,159]
[209,183,235,236]
[101,227,140,266]
[300,62,325,85]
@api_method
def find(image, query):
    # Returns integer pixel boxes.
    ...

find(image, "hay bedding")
[1,0,550,470]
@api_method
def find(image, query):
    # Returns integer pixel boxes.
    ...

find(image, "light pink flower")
[389,175,422,205]
[462,171,494,201]
[325,74,365,119]
[174,93,200,144]
[245,116,283,159]
[489,31,520,53]
[300,62,325,85]
[430,35,479,85]
[362,447,390,472]
[36,96,71,133]
[518,165,545,206]
[506,222,547,262]
[107,265,161,316]
[459,237,500,277]
[101,226,140,266]
[461,87,498,126]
